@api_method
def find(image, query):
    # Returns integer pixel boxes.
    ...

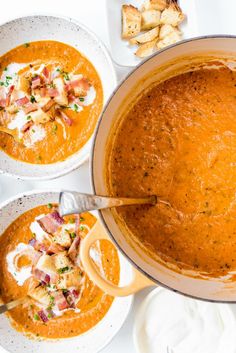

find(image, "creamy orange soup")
[0,41,103,164]
[108,63,236,278]
[0,206,119,339]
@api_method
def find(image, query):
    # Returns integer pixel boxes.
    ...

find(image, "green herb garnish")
[30,95,36,103]
[70,232,76,239]
[24,43,30,48]
[52,124,58,133]
[57,266,69,274]
[68,218,75,224]
[79,97,85,102]
[27,115,31,120]
[47,203,53,209]
[80,217,85,221]
[73,104,79,112]
[34,314,39,321]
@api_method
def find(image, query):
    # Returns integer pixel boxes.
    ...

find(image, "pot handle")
[80,220,155,296]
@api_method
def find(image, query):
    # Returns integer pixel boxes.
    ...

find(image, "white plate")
[106,0,198,67]
[0,15,117,180]
[0,190,133,353]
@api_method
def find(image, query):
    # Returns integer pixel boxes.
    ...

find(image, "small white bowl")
[0,190,133,353]
[0,15,117,180]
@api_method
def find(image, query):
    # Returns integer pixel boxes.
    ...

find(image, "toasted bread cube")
[129,26,159,45]
[141,10,161,30]
[159,24,177,39]
[57,268,83,289]
[135,39,157,58]
[16,75,30,93]
[160,4,185,26]
[53,228,72,248]
[35,254,58,276]
[6,105,19,114]
[122,5,141,38]
[53,77,68,106]
[29,108,50,124]
[157,30,181,49]
[28,285,51,306]
[53,251,73,271]
[142,0,167,11]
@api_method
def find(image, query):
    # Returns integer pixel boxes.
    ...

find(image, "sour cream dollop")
[134,288,236,353]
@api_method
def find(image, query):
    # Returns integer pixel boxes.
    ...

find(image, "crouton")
[53,228,72,248]
[141,10,161,30]
[30,108,50,124]
[160,4,185,26]
[57,267,83,289]
[53,251,73,271]
[135,39,157,58]
[159,24,176,39]
[142,0,167,11]
[156,30,181,49]
[28,285,51,306]
[129,26,159,45]
[53,77,68,106]
[122,4,141,38]
[35,254,58,276]
[16,75,30,93]
[6,105,19,114]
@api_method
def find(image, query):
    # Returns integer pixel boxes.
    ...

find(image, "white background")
[1,1,236,352]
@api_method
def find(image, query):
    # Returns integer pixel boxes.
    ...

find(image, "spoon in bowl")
[58,191,170,217]
[0,126,20,143]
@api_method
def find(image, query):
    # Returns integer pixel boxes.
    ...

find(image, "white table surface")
[1,1,236,352]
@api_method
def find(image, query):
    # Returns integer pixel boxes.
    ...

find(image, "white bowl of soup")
[81,36,236,302]
[0,15,117,180]
[0,190,133,353]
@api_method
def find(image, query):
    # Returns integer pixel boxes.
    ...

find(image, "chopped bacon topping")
[38,308,55,322]
[46,87,59,97]
[46,243,64,255]
[15,96,30,106]
[58,110,73,126]
[5,85,14,107]
[42,67,50,83]
[33,268,50,285]
[31,75,41,89]
[0,99,6,108]
[21,120,33,133]
[42,99,55,112]
[28,238,48,252]
[68,235,80,264]
[38,210,64,235]
[64,289,80,308]
[54,291,69,311]
[24,103,38,114]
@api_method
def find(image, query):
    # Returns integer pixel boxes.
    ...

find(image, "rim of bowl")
[90,34,236,303]
[0,188,134,353]
[0,13,117,181]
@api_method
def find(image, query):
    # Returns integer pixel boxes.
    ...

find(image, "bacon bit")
[21,120,33,133]
[42,99,55,112]
[0,99,6,107]
[38,211,64,235]
[5,85,14,107]
[58,110,73,126]
[31,76,41,89]
[64,289,80,308]
[47,243,65,254]
[40,87,47,97]
[54,291,69,311]
[33,268,50,285]
[75,215,80,236]
[15,96,30,106]
[66,78,90,97]
[68,235,80,264]
[42,66,51,83]
[28,238,48,252]
[24,103,38,114]
[37,308,54,322]
[46,87,59,97]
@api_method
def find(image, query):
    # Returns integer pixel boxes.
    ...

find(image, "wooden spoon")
[59,191,161,217]
[0,126,20,143]
[0,297,28,314]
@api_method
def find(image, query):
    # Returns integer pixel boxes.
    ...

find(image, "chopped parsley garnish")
[32,233,36,238]
[4,67,7,71]
[52,124,58,133]
[80,225,85,231]
[47,313,52,319]
[68,218,75,224]
[80,217,85,221]
[37,155,42,162]
[73,103,79,112]
[30,95,36,103]
[24,43,30,48]
[47,203,53,209]
[32,129,35,133]
[27,115,31,120]
[34,314,39,321]
[70,232,76,239]
[79,97,85,102]
[0,82,4,86]
[57,266,70,274]
[49,295,55,306]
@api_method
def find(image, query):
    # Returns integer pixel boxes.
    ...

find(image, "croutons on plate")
[141,9,161,30]
[129,26,159,45]
[122,4,141,38]
[160,4,185,26]
[156,29,181,49]
[57,267,83,289]
[135,39,157,58]
[53,227,72,248]
[142,0,167,11]
[159,23,176,39]
[53,251,73,271]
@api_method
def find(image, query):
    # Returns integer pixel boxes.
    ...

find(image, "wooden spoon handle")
[0,297,28,315]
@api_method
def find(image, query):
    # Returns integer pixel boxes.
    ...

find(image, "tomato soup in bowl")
[0,15,116,179]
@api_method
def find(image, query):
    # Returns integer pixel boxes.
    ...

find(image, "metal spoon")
[0,297,28,314]
[0,126,20,142]
[59,191,158,217]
